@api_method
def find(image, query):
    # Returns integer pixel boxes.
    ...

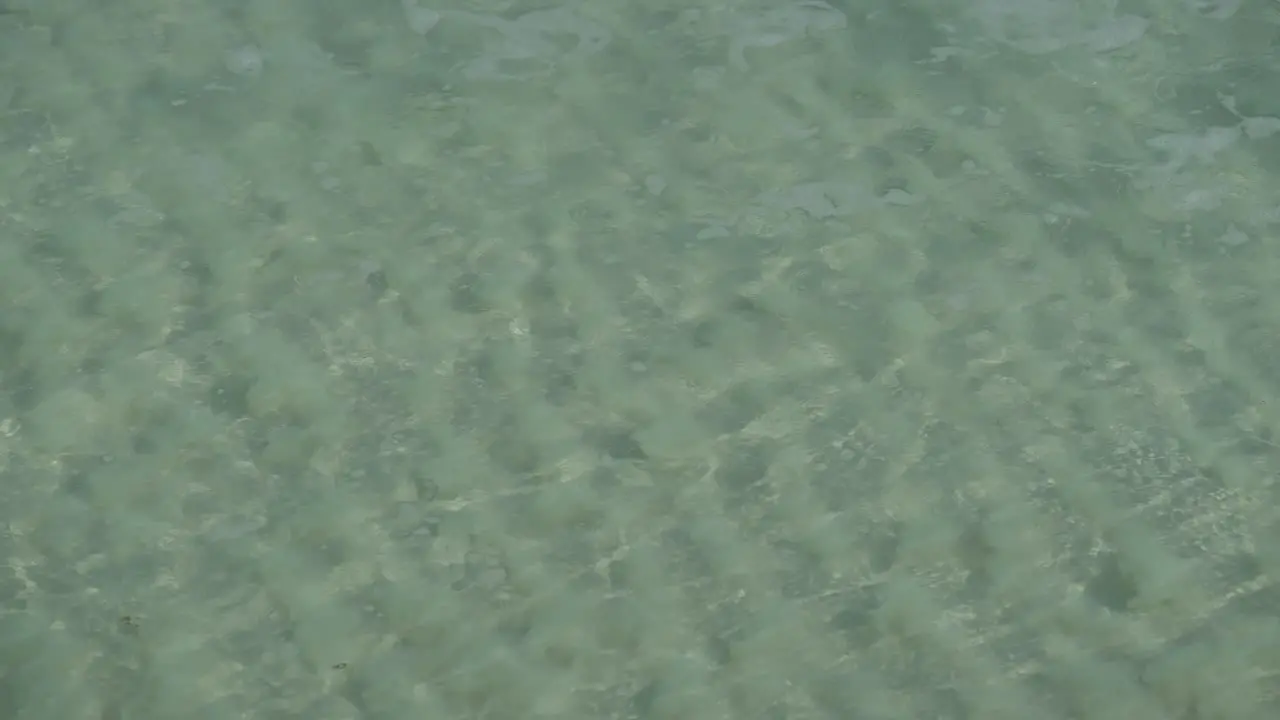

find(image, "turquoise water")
[1,1,1279,717]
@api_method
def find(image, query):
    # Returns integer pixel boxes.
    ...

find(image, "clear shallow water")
[1,1,1279,718]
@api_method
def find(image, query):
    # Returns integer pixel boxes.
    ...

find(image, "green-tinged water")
[2,1,1279,718]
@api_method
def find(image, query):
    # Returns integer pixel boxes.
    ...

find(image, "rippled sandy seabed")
[1,0,1279,718]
